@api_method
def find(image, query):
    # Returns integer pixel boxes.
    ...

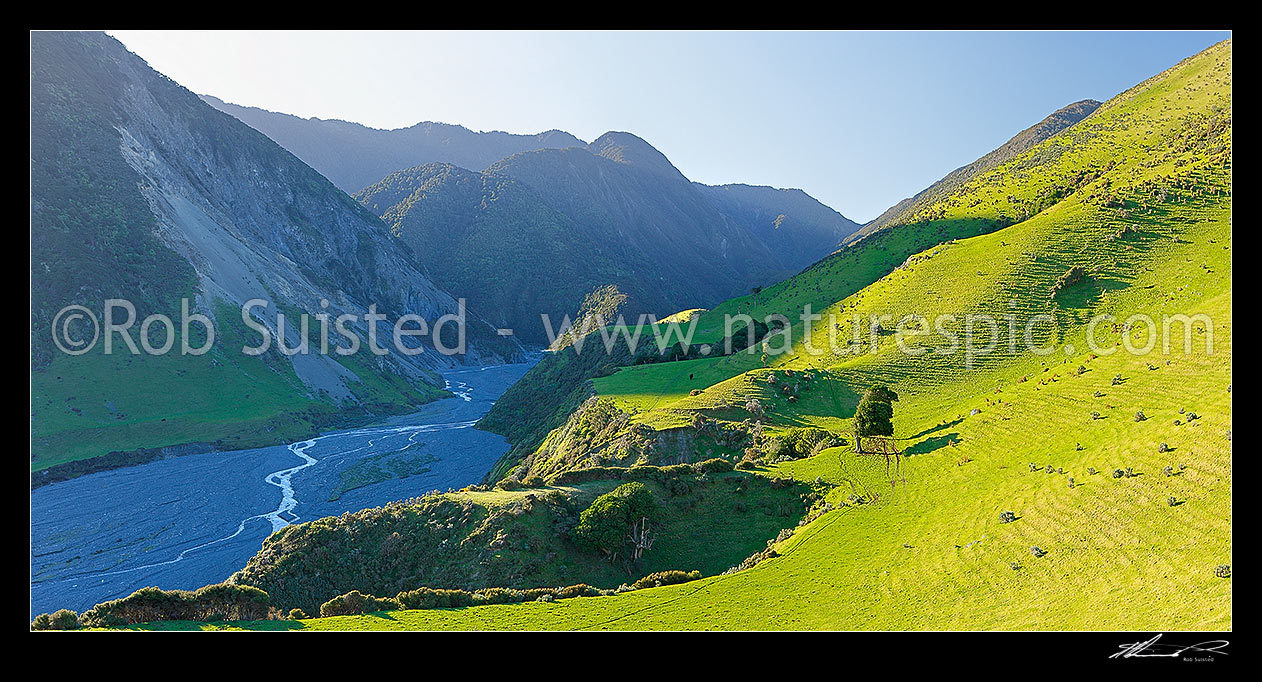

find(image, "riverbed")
[29,360,536,618]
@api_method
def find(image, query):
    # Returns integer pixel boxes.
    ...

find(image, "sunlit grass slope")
[220,40,1231,631]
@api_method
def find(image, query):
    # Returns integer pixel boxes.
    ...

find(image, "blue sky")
[110,30,1229,222]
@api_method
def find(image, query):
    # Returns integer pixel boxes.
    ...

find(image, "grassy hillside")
[854,98,1102,243]
[103,39,1233,631]
[226,465,817,614]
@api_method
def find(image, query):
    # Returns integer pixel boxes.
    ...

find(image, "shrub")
[495,478,524,491]
[318,590,400,617]
[1167,496,1179,507]
[1050,266,1088,299]
[1134,411,1147,422]
[80,583,270,627]
[472,587,527,605]
[999,511,1017,524]
[548,466,626,486]
[396,587,476,610]
[1215,565,1231,578]
[572,481,656,559]
[1030,546,1047,558]
[556,583,600,599]
[1112,468,1125,478]
[32,609,80,631]
[1163,465,1174,476]
[693,458,734,474]
[1159,442,1171,453]
[288,608,308,620]
[630,570,702,590]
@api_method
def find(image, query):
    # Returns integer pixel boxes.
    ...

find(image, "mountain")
[30,32,515,477]
[201,95,586,194]
[699,182,859,268]
[357,131,860,343]
[440,40,1227,629]
[851,98,1103,244]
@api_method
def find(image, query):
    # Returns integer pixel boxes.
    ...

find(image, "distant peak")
[588,131,681,176]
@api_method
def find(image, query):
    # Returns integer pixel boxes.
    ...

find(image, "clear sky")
[109,30,1229,223]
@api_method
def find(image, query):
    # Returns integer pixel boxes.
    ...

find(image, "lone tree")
[854,384,899,445]
[573,481,657,563]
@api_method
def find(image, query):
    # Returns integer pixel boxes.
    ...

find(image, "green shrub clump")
[572,481,657,560]
[318,590,401,617]
[31,609,80,630]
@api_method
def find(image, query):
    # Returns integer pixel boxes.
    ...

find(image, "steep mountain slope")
[852,99,1102,244]
[355,163,678,344]
[358,132,859,343]
[201,95,585,194]
[30,32,515,476]
[699,182,859,268]
[244,40,1231,630]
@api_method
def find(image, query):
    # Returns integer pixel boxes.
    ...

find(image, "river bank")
[30,360,536,617]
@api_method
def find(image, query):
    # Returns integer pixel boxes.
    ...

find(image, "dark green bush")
[693,458,734,474]
[80,583,270,626]
[572,481,657,559]
[630,569,702,590]
[396,587,476,610]
[318,590,401,617]
[31,609,80,630]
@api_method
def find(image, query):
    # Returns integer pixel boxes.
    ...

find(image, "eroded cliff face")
[48,32,518,401]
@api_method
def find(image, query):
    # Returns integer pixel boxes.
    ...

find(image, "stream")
[29,360,535,618]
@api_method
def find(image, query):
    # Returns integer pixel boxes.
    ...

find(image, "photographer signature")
[1111,634,1229,659]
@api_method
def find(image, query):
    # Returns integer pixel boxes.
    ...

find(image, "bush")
[572,481,656,559]
[556,583,599,599]
[288,608,308,620]
[999,511,1017,524]
[472,587,527,605]
[80,583,271,627]
[693,458,734,474]
[32,609,80,630]
[1050,266,1088,299]
[318,590,401,617]
[630,570,702,590]
[1215,564,1231,578]
[396,587,475,610]
[1030,546,1047,558]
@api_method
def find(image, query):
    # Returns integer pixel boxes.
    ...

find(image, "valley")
[29,30,1230,636]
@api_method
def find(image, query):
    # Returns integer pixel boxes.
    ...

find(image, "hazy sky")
[109,30,1229,222]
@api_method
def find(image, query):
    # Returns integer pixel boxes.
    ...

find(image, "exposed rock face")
[32,32,517,402]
